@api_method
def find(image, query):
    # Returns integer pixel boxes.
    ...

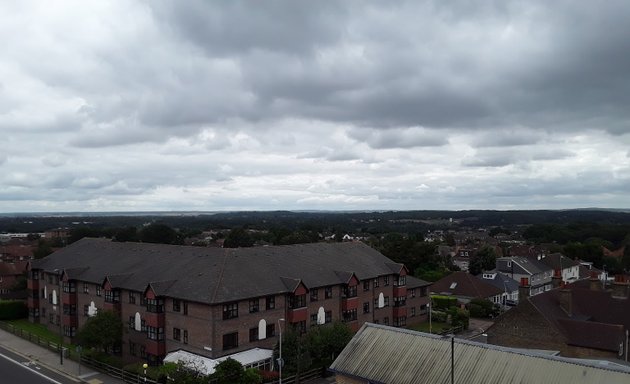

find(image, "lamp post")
[278,318,285,384]
[54,269,64,365]
[428,302,432,334]
[143,363,148,383]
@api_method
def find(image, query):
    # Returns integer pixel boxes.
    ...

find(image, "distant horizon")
[1,207,630,217]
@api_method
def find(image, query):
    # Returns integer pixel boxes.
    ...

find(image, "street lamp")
[278,318,285,384]
[143,363,148,383]
[54,269,64,365]
[428,302,432,334]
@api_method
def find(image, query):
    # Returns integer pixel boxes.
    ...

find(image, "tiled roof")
[477,270,519,293]
[536,253,581,270]
[528,280,630,353]
[32,238,425,304]
[430,271,502,299]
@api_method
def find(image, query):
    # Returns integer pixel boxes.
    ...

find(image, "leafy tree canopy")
[76,310,123,352]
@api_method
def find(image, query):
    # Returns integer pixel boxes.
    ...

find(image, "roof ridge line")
[210,248,230,303]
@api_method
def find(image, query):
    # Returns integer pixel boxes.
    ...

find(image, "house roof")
[31,238,426,304]
[0,261,28,276]
[329,323,630,384]
[477,270,519,293]
[406,275,431,289]
[525,280,630,353]
[430,271,502,299]
[535,253,581,271]
[497,256,552,276]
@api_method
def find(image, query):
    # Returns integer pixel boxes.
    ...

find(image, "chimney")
[559,288,572,316]
[611,275,629,299]
[589,271,600,291]
[552,269,562,288]
[518,277,530,303]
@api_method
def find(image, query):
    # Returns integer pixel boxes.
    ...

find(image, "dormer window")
[104,289,120,303]
[342,285,357,298]
[288,294,306,309]
[146,298,164,313]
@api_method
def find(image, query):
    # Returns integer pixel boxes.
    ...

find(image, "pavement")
[0,328,120,384]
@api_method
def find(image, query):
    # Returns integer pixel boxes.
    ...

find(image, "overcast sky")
[1,1,629,213]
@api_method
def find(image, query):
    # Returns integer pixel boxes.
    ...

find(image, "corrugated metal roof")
[330,323,630,384]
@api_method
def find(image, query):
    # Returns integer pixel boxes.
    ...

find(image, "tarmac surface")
[0,328,119,384]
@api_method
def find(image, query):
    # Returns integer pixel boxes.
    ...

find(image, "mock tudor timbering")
[27,238,431,365]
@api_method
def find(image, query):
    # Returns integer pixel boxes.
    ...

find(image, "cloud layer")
[1,0,629,212]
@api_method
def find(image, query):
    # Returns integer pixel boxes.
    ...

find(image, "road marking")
[0,351,63,384]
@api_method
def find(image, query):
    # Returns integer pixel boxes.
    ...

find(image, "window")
[393,296,406,307]
[147,326,164,341]
[63,326,76,337]
[449,282,458,289]
[249,299,259,313]
[63,281,76,293]
[223,303,238,319]
[310,289,318,302]
[31,270,40,280]
[63,304,76,315]
[395,276,406,286]
[128,292,136,304]
[183,301,188,315]
[342,285,357,298]
[383,317,389,325]
[325,311,332,324]
[324,287,332,299]
[146,298,164,313]
[173,327,181,341]
[83,283,89,293]
[342,309,357,322]
[84,305,89,317]
[183,330,188,344]
[384,276,390,286]
[420,304,428,314]
[363,280,370,291]
[393,316,407,327]
[172,299,181,312]
[249,327,259,342]
[223,332,238,350]
[96,286,101,296]
[384,296,389,307]
[266,323,275,337]
[129,342,137,356]
[420,287,428,297]
[409,289,416,298]
[289,294,306,309]
[411,307,416,317]
[266,296,275,310]
[128,316,134,329]
[507,261,512,268]
[373,278,380,288]
[105,290,120,303]
[310,313,318,326]
[363,302,370,314]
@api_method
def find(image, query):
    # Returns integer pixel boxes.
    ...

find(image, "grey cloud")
[470,130,542,148]
[348,128,448,149]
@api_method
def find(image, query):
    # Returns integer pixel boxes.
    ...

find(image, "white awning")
[163,348,273,375]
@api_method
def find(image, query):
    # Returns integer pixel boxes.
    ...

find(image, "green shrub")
[468,298,500,318]
[431,295,457,310]
[449,307,469,330]
[0,300,28,320]
[431,310,447,323]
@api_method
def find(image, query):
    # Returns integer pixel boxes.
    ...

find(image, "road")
[0,344,76,384]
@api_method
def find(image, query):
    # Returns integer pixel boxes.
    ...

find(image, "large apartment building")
[27,238,430,366]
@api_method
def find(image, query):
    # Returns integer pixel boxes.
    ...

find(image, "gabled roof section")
[385,262,406,275]
[330,323,630,384]
[334,271,354,284]
[145,280,178,297]
[406,275,431,289]
[103,273,134,289]
[279,277,302,292]
[63,266,90,280]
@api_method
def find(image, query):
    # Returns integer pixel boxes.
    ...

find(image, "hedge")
[0,300,28,320]
[431,295,457,310]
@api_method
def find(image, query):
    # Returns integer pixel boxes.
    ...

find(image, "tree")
[33,239,54,259]
[223,228,254,248]
[275,327,311,376]
[113,226,138,242]
[140,224,182,245]
[468,246,496,275]
[211,358,261,384]
[76,310,123,352]
[159,361,209,384]
[306,322,353,366]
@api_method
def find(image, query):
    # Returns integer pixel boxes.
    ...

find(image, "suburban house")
[478,270,520,307]
[0,260,28,295]
[495,256,553,296]
[26,238,431,366]
[487,276,630,361]
[451,248,476,272]
[529,253,581,284]
[430,271,503,305]
[329,323,630,383]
